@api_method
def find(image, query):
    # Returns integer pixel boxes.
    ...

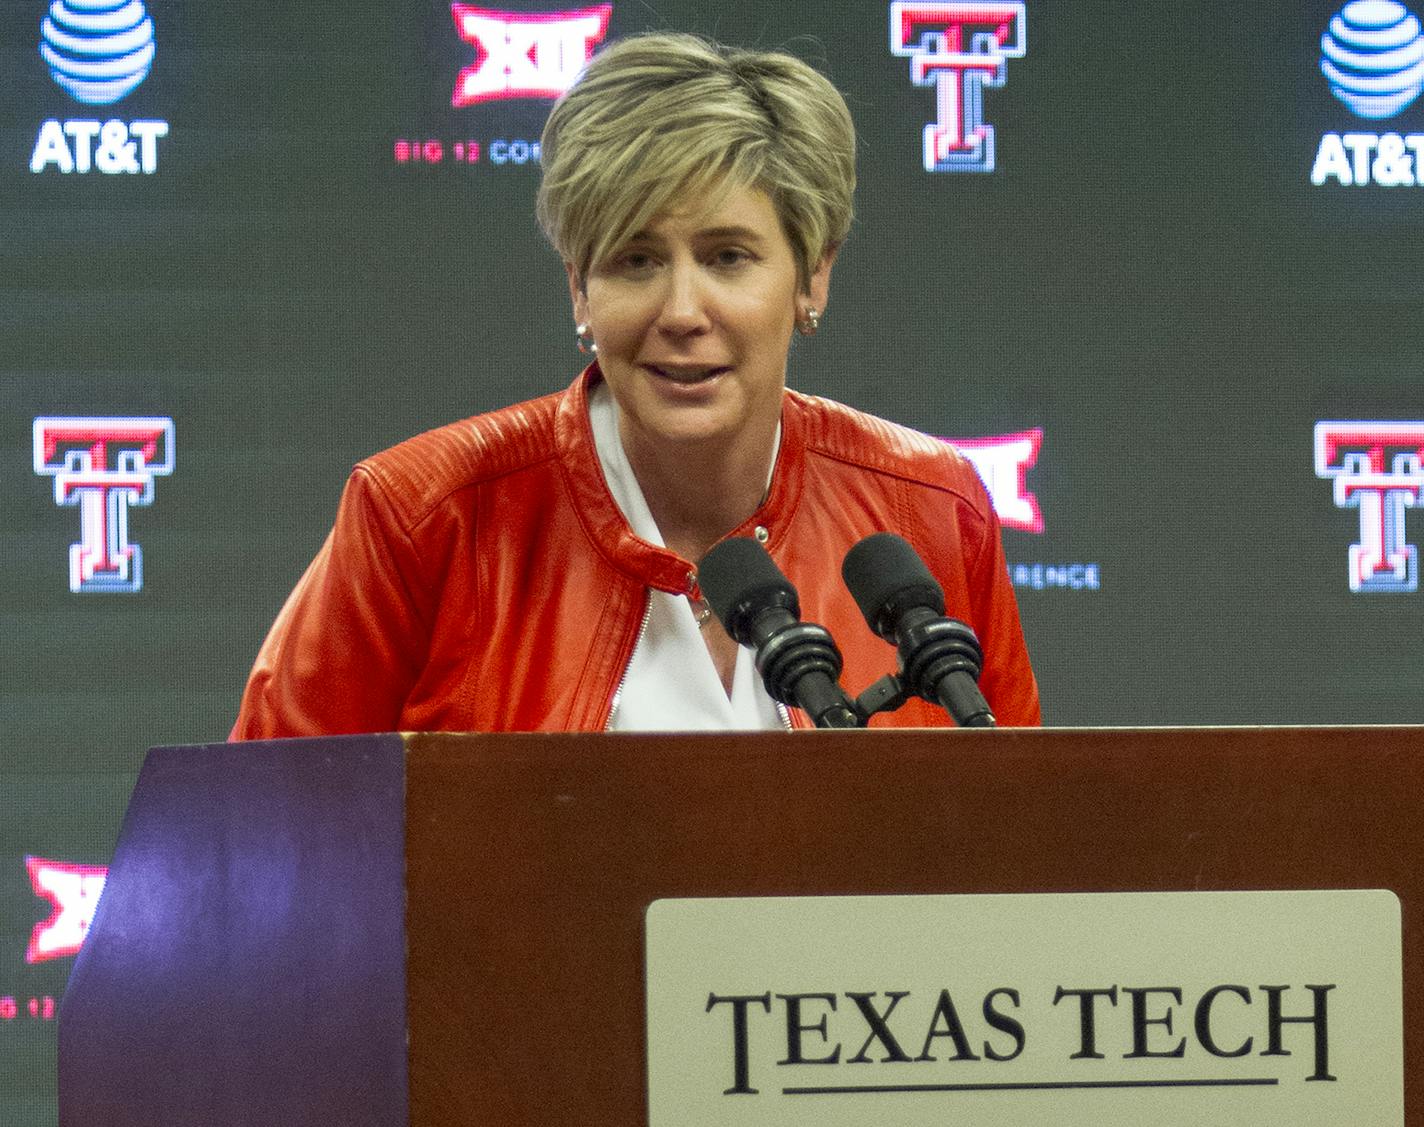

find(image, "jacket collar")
[554,364,806,594]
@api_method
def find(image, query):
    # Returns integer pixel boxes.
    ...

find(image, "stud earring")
[576,322,598,355]
[797,307,821,336]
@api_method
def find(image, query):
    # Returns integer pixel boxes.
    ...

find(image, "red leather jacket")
[231,368,1039,736]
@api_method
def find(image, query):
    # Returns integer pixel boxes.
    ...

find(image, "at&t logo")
[1314,421,1424,592]
[30,0,169,175]
[1312,1,1424,187]
[889,1,1026,173]
[32,416,175,594]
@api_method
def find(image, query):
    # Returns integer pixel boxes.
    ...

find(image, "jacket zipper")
[605,592,654,730]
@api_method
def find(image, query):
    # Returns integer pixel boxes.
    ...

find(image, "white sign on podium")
[647,890,1402,1126]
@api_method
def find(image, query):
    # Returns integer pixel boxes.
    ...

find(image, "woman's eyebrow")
[696,225,763,240]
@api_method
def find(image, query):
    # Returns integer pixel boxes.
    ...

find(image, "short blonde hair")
[537,33,856,289]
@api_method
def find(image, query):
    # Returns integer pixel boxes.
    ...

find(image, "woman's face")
[570,184,833,457]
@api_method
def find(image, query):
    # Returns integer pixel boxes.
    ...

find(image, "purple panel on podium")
[58,735,408,1127]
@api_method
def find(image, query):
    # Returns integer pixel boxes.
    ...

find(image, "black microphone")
[841,532,996,728]
[698,538,862,729]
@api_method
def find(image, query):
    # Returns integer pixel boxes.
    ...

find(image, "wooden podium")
[58,727,1424,1124]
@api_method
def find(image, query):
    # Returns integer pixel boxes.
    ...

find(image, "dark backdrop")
[2,1,1421,1120]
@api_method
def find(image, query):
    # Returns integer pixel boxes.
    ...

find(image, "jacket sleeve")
[230,465,434,739]
[963,497,1041,727]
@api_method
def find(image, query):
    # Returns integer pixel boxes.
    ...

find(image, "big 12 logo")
[944,428,1044,533]
[450,4,612,105]
[26,857,108,963]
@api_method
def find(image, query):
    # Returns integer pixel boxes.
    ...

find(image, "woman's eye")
[606,250,656,275]
[712,247,752,268]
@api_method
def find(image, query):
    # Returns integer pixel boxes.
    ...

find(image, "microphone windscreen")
[698,537,798,642]
[841,532,946,637]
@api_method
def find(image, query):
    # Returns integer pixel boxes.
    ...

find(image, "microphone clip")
[894,613,995,728]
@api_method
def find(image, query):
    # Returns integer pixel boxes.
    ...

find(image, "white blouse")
[588,383,787,731]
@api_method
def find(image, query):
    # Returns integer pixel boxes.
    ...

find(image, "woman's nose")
[654,262,711,334]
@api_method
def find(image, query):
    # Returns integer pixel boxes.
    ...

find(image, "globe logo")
[39,0,156,106]
[1321,1,1424,118]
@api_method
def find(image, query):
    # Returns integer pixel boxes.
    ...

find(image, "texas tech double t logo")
[32,416,175,594]
[1315,421,1424,593]
[890,2,1027,172]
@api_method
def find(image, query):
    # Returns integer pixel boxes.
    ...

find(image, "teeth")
[652,365,722,381]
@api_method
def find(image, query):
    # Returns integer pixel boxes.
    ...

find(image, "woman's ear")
[565,261,588,325]
[805,243,839,315]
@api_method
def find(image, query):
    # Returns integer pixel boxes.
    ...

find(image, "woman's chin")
[639,410,738,449]
[614,368,780,452]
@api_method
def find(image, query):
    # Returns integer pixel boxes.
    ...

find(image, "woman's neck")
[621,420,778,563]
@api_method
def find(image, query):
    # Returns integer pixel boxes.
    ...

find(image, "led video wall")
[3,0,1423,1120]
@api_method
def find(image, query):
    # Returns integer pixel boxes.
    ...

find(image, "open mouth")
[645,364,731,384]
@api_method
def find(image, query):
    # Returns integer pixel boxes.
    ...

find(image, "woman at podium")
[231,33,1039,737]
